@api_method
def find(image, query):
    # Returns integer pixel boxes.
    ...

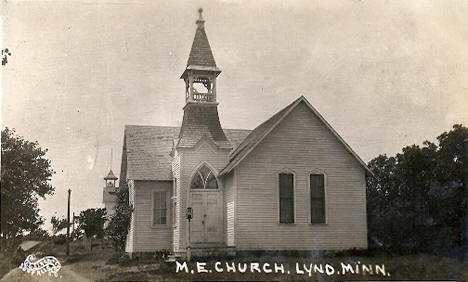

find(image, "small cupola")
[181,8,221,104]
[104,170,118,187]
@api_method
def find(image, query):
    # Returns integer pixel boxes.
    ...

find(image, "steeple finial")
[196,8,205,29]
[198,8,203,20]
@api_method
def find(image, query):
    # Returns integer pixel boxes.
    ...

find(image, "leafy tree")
[50,216,68,235]
[1,127,55,249]
[367,124,467,256]
[77,208,107,241]
[71,227,84,240]
[106,185,132,251]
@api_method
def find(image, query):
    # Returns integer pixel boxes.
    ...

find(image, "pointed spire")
[186,8,217,68]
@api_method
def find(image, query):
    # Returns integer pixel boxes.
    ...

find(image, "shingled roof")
[219,96,373,176]
[104,170,118,180]
[121,125,251,181]
[177,104,231,149]
[187,9,217,68]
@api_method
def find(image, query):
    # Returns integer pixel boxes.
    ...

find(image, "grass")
[71,247,468,281]
[1,240,467,281]
[151,252,468,281]
[0,253,14,280]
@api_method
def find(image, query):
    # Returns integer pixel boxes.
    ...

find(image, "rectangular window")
[310,174,326,224]
[279,173,294,223]
[153,191,167,225]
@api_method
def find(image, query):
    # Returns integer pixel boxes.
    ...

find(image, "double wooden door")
[190,191,223,244]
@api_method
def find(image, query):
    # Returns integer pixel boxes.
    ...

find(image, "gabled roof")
[219,96,372,176]
[122,125,251,181]
[124,126,179,181]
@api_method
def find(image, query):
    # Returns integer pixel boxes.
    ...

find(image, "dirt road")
[1,264,91,282]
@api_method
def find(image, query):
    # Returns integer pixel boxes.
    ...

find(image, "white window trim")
[151,189,170,228]
[171,177,178,199]
[189,162,220,191]
[276,169,296,225]
[171,178,178,228]
[308,169,328,225]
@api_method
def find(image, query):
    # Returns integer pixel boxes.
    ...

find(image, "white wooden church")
[104,9,371,257]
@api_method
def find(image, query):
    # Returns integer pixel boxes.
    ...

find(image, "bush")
[24,229,50,241]
[106,252,120,265]
[105,186,132,251]
[53,234,68,245]
[152,249,170,262]
[118,253,132,266]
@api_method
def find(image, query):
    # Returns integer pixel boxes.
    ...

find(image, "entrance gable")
[192,134,218,154]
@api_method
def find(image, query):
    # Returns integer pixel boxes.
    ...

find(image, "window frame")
[190,163,219,191]
[151,189,170,228]
[277,170,296,224]
[308,170,328,225]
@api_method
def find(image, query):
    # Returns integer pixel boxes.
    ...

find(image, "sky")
[1,0,467,232]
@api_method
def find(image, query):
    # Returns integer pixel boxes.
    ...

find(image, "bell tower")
[177,8,230,149]
[181,8,221,104]
[172,9,231,255]
[102,169,118,218]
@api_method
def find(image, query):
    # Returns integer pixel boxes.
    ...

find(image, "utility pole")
[67,189,71,256]
[72,212,75,234]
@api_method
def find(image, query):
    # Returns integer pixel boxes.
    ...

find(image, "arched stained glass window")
[190,165,218,189]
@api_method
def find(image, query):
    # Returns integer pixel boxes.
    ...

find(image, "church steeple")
[181,8,221,104]
[177,8,230,149]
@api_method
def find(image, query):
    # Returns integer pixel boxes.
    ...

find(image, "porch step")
[189,246,236,258]
[166,246,236,260]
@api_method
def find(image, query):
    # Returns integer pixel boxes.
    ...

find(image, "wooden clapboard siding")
[172,150,181,252]
[235,102,367,251]
[223,172,235,246]
[226,201,235,246]
[177,139,230,251]
[131,180,173,252]
[125,180,135,253]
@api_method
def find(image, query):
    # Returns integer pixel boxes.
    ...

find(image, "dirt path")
[19,241,42,252]
[1,264,91,282]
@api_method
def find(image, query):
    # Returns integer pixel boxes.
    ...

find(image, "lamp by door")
[186,207,193,262]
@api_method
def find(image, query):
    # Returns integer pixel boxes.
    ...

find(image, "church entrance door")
[190,190,223,244]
